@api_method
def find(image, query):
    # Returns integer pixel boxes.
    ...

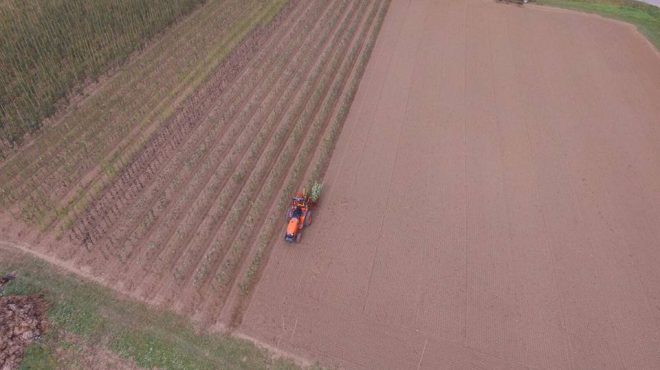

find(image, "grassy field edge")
[0,244,304,370]
[535,0,660,49]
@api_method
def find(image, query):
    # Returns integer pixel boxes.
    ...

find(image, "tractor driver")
[292,195,305,218]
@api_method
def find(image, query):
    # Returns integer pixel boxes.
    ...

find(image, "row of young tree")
[0,0,205,155]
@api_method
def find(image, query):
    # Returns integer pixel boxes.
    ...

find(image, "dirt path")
[0,240,110,290]
[240,0,660,369]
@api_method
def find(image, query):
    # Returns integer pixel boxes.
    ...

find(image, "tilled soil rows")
[0,0,391,330]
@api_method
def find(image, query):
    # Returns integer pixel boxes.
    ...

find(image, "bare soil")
[239,1,660,369]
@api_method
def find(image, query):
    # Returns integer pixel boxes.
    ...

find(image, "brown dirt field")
[239,0,660,369]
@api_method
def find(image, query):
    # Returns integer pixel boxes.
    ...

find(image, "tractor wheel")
[295,232,302,243]
[286,209,293,221]
[304,210,312,226]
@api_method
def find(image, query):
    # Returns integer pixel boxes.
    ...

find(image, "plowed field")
[240,1,660,369]
[0,0,390,328]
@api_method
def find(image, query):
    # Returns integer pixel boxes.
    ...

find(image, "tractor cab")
[285,193,313,243]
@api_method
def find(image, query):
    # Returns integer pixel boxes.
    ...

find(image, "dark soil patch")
[0,294,49,370]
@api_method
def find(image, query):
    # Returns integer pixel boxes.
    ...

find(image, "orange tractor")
[284,190,314,243]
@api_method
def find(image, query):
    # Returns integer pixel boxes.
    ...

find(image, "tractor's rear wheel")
[286,209,293,221]
[304,210,312,226]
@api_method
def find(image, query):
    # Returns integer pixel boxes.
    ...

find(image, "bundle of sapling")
[310,181,322,203]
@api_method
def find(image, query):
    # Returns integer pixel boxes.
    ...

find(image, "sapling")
[310,181,322,203]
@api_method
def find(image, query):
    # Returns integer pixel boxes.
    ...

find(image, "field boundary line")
[0,240,114,295]
[232,331,313,368]
[531,3,660,58]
